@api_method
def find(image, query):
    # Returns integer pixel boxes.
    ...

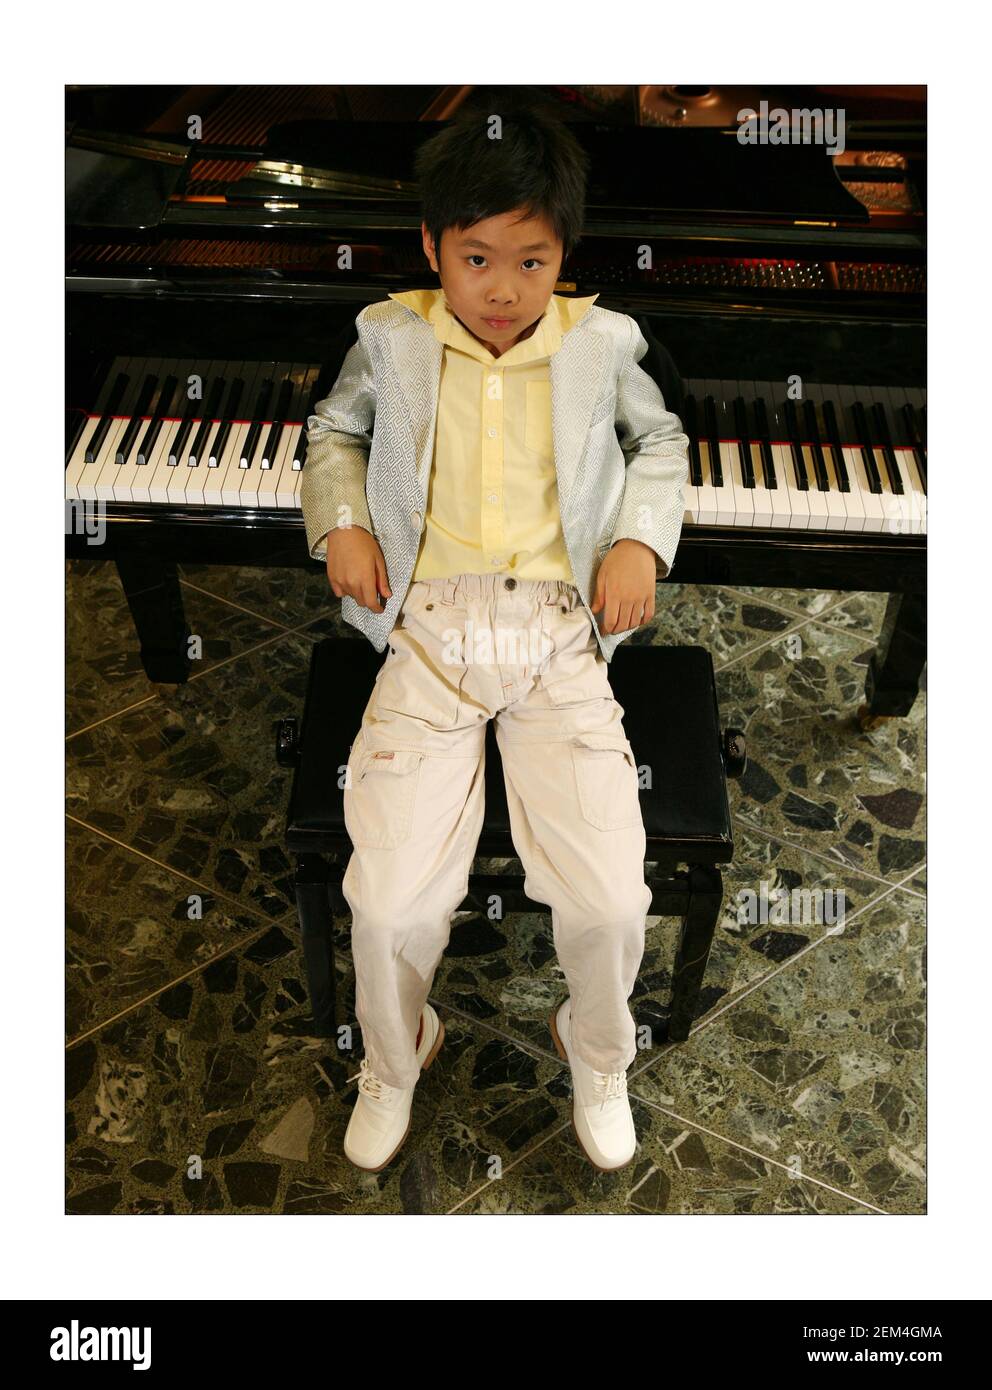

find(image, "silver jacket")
[301,296,689,662]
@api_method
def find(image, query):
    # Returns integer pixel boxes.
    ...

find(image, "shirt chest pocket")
[524,380,553,457]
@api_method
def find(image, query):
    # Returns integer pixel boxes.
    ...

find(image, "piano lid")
[65,118,870,231]
[66,129,190,230]
[229,121,870,226]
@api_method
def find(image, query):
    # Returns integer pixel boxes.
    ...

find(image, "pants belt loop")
[442,577,458,605]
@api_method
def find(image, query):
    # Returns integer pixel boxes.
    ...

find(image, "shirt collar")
[387,287,599,365]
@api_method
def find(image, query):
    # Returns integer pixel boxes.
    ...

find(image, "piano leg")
[114,554,192,684]
[860,589,926,727]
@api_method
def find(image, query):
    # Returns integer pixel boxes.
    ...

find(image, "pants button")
[504,577,516,590]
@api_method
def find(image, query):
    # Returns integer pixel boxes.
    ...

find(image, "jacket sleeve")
[300,326,377,562]
[610,317,690,579]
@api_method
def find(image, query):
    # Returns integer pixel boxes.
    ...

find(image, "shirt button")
[487,493,498,504]
[487,428,498,438]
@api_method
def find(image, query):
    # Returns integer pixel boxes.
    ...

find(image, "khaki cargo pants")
[341,571,652,1090]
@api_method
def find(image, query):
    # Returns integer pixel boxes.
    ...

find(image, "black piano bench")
[277,639,746,1046]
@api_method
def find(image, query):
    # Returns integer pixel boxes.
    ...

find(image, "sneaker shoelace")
[592,1070,628,1111]
[346,1056,393,1102]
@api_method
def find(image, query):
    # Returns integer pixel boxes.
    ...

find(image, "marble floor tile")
[67,559,293,736]
[631,583,809,666]
[178,560,346,634]
[720,619,925,881]
[67,820,276,1043]
[453,1100,879,1215]
[65,929,573,1216]
[67,632,317,922]
[631,888,925,1214]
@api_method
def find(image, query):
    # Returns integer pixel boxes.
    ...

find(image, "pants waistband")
[411,572,582,609]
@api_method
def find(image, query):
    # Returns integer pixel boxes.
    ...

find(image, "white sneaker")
[549,997,637,1171]
[343,1003,445,1171]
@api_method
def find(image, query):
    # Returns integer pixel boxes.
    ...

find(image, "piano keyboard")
[66,359,926,536]
[65,358,325,509]
[680,379,926,535]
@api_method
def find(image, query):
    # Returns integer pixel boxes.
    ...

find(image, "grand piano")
[65,86,925,726]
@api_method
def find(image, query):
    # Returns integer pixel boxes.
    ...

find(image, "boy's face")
[422,208,564,357]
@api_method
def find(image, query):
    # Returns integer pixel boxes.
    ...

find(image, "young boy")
[300,106,689,1174]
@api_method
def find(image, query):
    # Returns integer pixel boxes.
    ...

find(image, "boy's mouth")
[482,315,515,330]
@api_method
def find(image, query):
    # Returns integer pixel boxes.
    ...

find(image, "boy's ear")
[422,222,439,273]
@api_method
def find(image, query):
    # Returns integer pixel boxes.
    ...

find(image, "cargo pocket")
[373,629,467,729]
[569,731,642,830]
[345,747,425,849]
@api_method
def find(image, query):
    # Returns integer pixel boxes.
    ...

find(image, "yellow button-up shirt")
[387,287,599,583]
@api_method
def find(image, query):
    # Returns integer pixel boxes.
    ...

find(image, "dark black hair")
[413,103,590,270]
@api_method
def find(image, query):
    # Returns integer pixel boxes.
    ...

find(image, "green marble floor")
[66,560,925,1215]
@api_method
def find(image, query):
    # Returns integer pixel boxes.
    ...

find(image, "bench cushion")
[287,638,733,864]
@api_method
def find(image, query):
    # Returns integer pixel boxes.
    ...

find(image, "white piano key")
[219,425,255,514]
[693,438,722,526]
[146,420,183,504]
[724,441,754,527]
[775,443,811,530]
[893,448,926,535]
[257,427,295,509]
[202,421,245,505]
[845,446,887,532]
[65,417,102,500]
[276,426,304,508]
[824,443,865,532]
[86,418,130,502]
[744,440,779,526]
[185,420,224,504]
[801,446,832,529]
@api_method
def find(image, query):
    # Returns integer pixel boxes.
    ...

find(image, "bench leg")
[668,865,723,1042]
[294,854,337,1038]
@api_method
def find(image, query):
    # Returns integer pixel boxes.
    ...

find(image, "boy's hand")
[589,538,657,634]
[324,525,393,614]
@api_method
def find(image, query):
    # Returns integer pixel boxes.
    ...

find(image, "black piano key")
[732,397,756,488]
[209,377,245,466]
[851,400,884,493]
[870,401,904,494]
[136,374,178,465]
[802,399,831,491]
[751,395,778,489]
[782,398,809,491]
[703,395,723,486]
[683,394,703,487]
[189,378,226,466]
[261,376,295,469]
[85,371,130,462]
[168,376,201,465]
[821,399,850,491]
[66,410,88,464]
[240,377,274,467]
[115,373,160,464]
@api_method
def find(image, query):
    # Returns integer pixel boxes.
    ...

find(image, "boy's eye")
[466,255,545,270]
